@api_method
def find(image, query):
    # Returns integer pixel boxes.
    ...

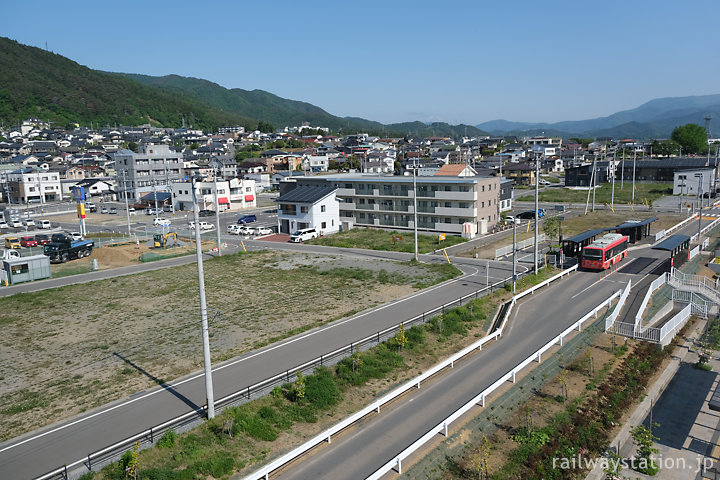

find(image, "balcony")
[435,206,476,217]
[434,190,475,200]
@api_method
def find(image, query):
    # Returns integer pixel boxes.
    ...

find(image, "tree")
[542,217,559,248]
[126,141,138,152]
[630,423,660,474]
[257,121,275,133]
[671,123,707,155]
[651,139,680,157]
[569,137,594,148]
[469,433,491,479]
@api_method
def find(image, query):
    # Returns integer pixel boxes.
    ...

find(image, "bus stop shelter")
[561,228,610,258]
[652,234,690,272]
[615,217,659,243]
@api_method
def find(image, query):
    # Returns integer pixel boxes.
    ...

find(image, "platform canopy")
[564,228,611,244]
[615,217,659,230]
[652,234,690,251]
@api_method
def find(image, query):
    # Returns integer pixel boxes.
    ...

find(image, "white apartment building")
[276,185,340,235]
[6,168,61,204]
[171,177,256,212]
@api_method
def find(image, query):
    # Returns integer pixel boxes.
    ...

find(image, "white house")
[6,168,62,203]
[171,177,256,212]
[276,185,340,235]
[302,154,330,172]
[673,169,715,196]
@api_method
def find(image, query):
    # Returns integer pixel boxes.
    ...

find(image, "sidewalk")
[586,320,720,480]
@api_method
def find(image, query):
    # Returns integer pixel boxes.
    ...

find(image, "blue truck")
[43,233,94,263]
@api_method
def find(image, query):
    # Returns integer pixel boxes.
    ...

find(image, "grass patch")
[307,227,466,253]
[516,182,672,205]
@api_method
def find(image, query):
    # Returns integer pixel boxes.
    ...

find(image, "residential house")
[171,177,256,212]
[6,168,61,204]
[276,185,340,235]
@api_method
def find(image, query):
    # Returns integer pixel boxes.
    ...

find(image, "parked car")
[255,226,273,235]
[153,217,171,227]
[10,220,22,228]
[128,207,136,215]
[67,231,83,241]
[227,224,241,234]
[289,228,318,243]
[189,221,214,231]
[0,222,9,230]
[109,207,117,214]
[5,237,21,249]
[237,214,257,224]
[100,207,109,214]
[20,236,37,247]
[538,179,551,185]
[86,202,97,212]
[198,209,215,217]
[34,234,51,245]
[504,215,521,225]
[23,218,35,227]
[37,220,52,229]
[162,205,173,213]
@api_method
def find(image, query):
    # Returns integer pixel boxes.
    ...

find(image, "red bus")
[581,233,629,270]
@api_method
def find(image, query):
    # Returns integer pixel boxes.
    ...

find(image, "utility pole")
[534,152,540,273]
[621,148,625,188]
[631,150,637,204]
[512,218,517,293]
[192,175,215,419]
[413,160,418,261]
[611,155,616,211]
[212,164,222,256]
[591,155,597,212]
[121,170,131,236]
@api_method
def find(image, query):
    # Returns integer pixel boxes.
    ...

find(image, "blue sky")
[3,0,720,126]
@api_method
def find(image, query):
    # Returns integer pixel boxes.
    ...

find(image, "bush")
[230,409,278,441]
[156,430,177,449]
[303,367,342,410]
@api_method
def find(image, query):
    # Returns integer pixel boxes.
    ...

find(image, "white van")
[289,228,318,243]
[38,220,52,229]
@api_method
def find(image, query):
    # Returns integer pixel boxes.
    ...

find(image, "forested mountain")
[0,37,252,130]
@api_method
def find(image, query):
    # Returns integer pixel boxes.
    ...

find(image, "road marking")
[0,263,486,454]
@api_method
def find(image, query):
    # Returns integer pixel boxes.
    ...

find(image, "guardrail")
[37,263,541,480]
[665,213,698,236]
[243,266,578,480]
[365,289,621,480]
[495,234,545,258]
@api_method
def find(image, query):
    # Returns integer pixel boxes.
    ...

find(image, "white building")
[302,155,330,172]
[673,168,715,196]
[111,144,184,202]
[6,168,62,203]
[172,177,256,212]
[276,185,340,235]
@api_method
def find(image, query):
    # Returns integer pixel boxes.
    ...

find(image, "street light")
[412,160,418,262]
[191,174,215,419]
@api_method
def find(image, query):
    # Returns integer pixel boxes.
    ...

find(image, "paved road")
[0,248,523,479]
[270,217,716,480]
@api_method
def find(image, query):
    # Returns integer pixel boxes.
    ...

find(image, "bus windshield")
[583,248,603,260]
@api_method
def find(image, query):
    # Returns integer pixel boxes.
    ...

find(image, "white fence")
[634,274,669,330]
[364,289,621,480]
[672,289,709,318]
[605,279,632,332]
[665,213,698,236]
[243,266,578,480]
[659,304,692,347]
[689,245,700,260]
[495,234,545,258]
[654,229,666,242]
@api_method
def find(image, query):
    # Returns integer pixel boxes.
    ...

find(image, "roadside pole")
[512,218,517,293]
[534,153,539,273]
[212,165,222,256]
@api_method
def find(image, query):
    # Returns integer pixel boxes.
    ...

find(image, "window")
[482,185,485,192]
[321,221,327,229]
[321,205,326,212]
[300,206,308,213]
[459,202,469,208]
[445,202,451,208]
[481,201,484,208]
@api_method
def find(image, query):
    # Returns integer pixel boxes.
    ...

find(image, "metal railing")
[634,274,669,330]
[495,234,545,258]
[364,289,620,480]
[659,304,692,347]
[36,265,540,480]
[672,289,709,318]
[605,279,632,332]
[669,268,720,304]
[243,266,578,480]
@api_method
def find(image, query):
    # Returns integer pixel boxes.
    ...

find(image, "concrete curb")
[585,319,706,479]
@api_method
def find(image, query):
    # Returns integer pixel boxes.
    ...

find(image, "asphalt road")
[0,249,524,480]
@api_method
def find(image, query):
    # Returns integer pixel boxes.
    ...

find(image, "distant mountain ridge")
[476,94,720,139]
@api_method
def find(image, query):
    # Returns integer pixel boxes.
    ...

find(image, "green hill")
[0,36,489,137]
[0,37,253,130]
